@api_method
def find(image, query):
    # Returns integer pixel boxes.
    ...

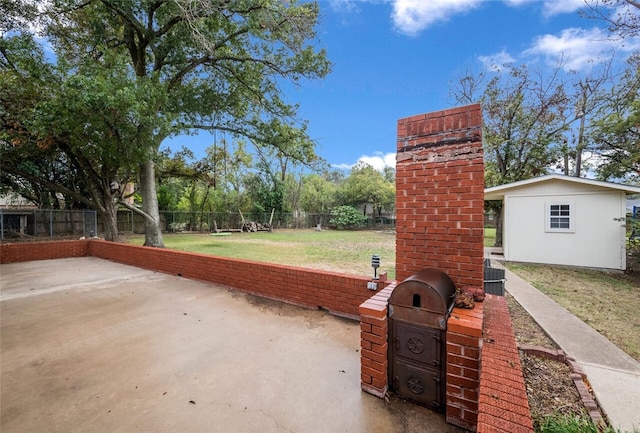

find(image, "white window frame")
[545,202,575,233]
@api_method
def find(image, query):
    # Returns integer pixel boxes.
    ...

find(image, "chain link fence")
[0,209,98,241]
[1,209,395,241]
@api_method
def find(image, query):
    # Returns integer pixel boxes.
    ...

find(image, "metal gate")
[388,268,456,411]
[83,210,97,237]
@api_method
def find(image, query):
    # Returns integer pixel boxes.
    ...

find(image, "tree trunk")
[494,205,503,248]
[140,156,165,247]
[102,200,121,242]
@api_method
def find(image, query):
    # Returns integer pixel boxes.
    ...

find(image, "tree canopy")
[1,0,331,243]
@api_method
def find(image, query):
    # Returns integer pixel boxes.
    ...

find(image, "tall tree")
[300,172,337,216]
[451,64,568,246]
[584,0,640,181]
[5,0,330,246]
[559,61,616,177]
[584,0,640,38]
[338,162,395,217]
[1,35,149,240]
[591,56,640,181]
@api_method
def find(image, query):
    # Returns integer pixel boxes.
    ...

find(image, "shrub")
[329,205,366,229]
[620,215,640,274]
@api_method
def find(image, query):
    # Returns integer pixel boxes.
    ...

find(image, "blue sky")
[166,0,640,172]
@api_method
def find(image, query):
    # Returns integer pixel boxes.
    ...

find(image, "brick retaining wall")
[0,240,89,263]
[0,240,387,319]
[477,294,534,432]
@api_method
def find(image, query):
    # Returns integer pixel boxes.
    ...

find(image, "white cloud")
[332,0,588,36]
[330,0,594,38]
[502,0,584,16]
[478,50,516,71]
[524,27,640,71]
[328,0,361,13]
[388,0,585,36]
[333,152,396,171]
[541,0,585,17]
[502,0,534,6]
[391,0,483,36]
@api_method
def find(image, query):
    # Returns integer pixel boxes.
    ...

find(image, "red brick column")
[446,305,484,431]
[395,104,484,286]
[359,282,396,398]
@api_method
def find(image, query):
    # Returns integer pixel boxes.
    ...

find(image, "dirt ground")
[506,293,593,429]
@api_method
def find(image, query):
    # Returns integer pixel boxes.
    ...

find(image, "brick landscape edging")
[518,344,604,427]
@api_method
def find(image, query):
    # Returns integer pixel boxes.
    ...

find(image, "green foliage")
[622,214,640,274]
[450,64,584,247]
[329,205,367,229]
[480,65,567,186]
[591,56,640,182]
[537,414,630,433]
[300,172,337,213]
[338,163,395,215]
[2,0,331,244]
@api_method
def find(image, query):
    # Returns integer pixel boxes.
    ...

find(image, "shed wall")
[504,188,627,270]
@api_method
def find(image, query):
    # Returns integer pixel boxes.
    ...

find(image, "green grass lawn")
[507,262,640,362]
[484,227,496,247]
[127,229,397,279]
[129,227,495,278]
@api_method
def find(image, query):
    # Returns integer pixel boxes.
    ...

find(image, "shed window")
[546,202,574,232]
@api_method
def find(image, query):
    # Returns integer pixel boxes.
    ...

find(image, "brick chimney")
[395,104,484,286]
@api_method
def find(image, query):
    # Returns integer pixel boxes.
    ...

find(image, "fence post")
[49,210,53,238]
[0,209,3,241]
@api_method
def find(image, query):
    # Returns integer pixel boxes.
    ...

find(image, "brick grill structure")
[397,104,485,430]
[361,104,486,431]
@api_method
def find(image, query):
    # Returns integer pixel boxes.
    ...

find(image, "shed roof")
[484,174,640,201]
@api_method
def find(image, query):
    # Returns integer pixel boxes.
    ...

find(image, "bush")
[622,215,640,274]
[329,205,366,229]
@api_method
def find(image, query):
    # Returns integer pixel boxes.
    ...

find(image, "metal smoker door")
[390,320,444,410]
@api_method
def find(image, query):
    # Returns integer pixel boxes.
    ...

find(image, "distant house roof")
[484,174,640,201]
[0,193,37,209]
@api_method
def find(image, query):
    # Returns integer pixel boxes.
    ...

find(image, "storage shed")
[485,174,640,271]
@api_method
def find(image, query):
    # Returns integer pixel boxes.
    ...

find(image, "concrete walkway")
[1,258,462,433]
[488,254,640,432]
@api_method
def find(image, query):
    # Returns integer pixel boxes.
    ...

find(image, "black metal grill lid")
[389,268,456,315]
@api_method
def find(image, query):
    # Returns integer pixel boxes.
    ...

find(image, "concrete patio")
[0,257,462,433]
